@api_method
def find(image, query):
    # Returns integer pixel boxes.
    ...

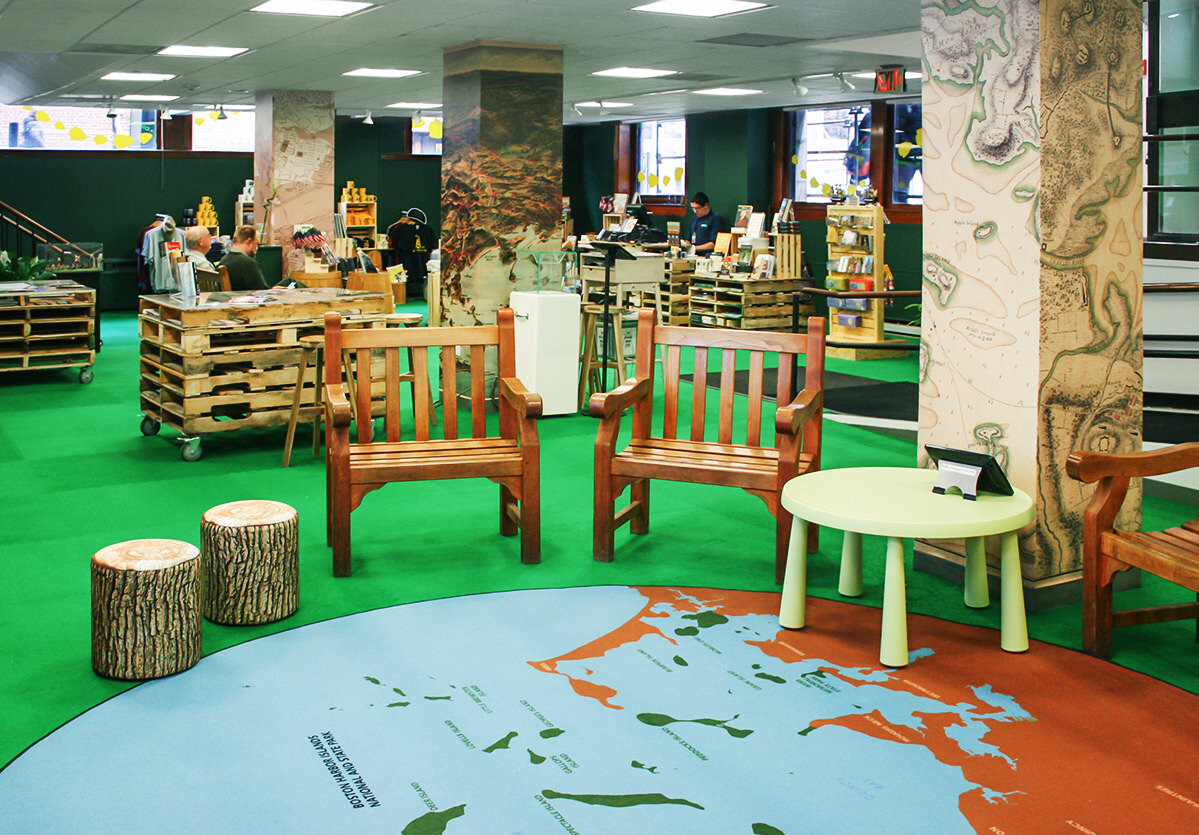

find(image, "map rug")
[2,586,1198,833]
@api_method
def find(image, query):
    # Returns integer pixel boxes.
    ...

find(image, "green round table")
[778,466,1035,667]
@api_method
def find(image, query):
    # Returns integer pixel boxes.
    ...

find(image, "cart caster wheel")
[78,367,94,384]
[180,439,203,462]
[140,416,161,436]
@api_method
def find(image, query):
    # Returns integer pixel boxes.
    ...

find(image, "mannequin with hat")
[142,215,187,292]
[386,208,435,298]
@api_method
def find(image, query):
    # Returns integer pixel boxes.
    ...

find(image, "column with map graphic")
[918,0,1143,600]
[438,41,564,334]
[254,90,336,282]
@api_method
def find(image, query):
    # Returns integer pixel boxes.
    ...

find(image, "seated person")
[182,226,218,274]
[218,225,271,291]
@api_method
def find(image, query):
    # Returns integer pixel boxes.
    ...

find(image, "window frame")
[774,98,922,225]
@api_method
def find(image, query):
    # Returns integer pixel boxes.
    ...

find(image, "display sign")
[875,67,907,93]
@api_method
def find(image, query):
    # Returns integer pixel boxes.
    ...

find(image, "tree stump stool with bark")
[201,500,299,625]
[91,539,202,680]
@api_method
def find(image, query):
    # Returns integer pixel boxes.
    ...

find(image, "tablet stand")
[586,240,637,394]
[931,458,983,501]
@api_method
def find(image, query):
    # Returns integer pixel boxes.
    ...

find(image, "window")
[0,105,157,150]
[791,106,870,203]
[190,108,255,151]
[890,101,923,205]
[411,116,442,155]
[636,119,685,197]
[1146,0,1199,251]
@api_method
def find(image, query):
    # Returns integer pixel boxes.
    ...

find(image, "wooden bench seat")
[324,308,541,576]
[592,309,826,582]
[1066,442,1199,658]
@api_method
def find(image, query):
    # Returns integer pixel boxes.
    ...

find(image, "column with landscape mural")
[918,0,1142,603]
[254,90,336,279]
[439,41,564,332]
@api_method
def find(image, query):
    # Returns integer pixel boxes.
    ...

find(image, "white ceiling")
[0,0,922,123]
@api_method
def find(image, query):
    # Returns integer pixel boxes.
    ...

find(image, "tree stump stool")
[91,539,202,680]
[201,500,299,625]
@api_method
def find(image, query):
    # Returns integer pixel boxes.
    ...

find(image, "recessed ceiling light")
[343,68,422,78]
[158,45,248,58]
[693,87,763,96]
[632,0,768,18]
[576,101,634,108]
[386,101,442,109]
[251,0,372,16]
[102,72,176,82]
[120,94,179,102]
[592,67,678,79]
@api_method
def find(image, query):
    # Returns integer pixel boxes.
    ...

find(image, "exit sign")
[875,68,906,93]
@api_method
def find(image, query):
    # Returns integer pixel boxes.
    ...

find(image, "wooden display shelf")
[825,203,887,348]
[0,281,95,380]
[688,273,812,331]
[137,287,392,458]
[338,201,378,247]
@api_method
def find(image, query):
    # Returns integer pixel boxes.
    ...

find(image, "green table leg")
[963,536,990,608]
[880,536,909,667]
[779,516,808,630]
[838,530,863,597]
[999,531,1029,652]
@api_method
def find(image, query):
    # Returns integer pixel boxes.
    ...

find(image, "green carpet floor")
[2,307,1196,769]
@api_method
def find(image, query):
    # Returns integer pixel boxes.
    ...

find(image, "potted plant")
[0,251,55,284]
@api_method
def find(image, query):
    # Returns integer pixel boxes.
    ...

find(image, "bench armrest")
[325,383,352,427]
[775,387,823,436]
[1067,442,1199,483]
[589,376,652,419]
[499,377,543,419]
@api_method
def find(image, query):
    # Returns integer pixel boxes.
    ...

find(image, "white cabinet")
[510,291,581,416]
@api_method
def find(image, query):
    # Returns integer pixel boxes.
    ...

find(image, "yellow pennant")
[662,176,670,186]
[139,132,154,144]
[69,126,87,140]
[674,167,684,182]
[195,117,205,126]
[55,122,65,130]
[916,128,923,147]
[897,142,914,158]
[821,183,832,196]
[810,177,819,188]
[114,135,135,149]
[648,174,658,187]
[637,171,646,182]
[94,135,108,145]
[35,110,50,122]
[429,119,443,139]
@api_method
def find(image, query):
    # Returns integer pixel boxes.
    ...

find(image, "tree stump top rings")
[203,500,297,529]
[92,539,200,572]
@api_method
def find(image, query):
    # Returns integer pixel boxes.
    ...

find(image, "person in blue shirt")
[687,192,727,254]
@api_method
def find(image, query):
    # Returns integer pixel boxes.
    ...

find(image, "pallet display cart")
[0,280,95,382]
[137,287,391,461]
[688,273,810,331]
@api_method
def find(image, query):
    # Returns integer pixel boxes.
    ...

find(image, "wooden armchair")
[1066,442,1199,658]
[591,309,826,582]
[323,308,542,576]
[196,266,231,293]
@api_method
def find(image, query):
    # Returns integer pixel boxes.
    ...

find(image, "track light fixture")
[106,101,118,119]
[215,105,228,120]
[791,77,809,96]
[834,72,855,93]
[160,108,172,121]
[571,102,583,117]
[363,110,374,125]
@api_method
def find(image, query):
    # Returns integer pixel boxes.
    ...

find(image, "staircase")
[0,198,76,263]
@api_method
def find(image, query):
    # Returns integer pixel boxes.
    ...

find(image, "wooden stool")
[91,539,202,680]
[283,335,363,466]
[578,303,632,410]
[201,500,299,625]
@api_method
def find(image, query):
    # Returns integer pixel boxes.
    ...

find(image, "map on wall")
[2,586,1195,832]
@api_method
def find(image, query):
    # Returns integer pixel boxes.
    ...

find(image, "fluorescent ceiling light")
[120,94,179,102]
[197,105,255,111]
[632,0,768,18]
[343,68,421,78]
[386,101,441,109]
[693,87,763,96]
[906,71,922,79]
[158,45,248,58]
[102,72,176,82]
[850,72,876,79]
[576,101,633,108]
[592,67,677,79]
[251,0,372,16]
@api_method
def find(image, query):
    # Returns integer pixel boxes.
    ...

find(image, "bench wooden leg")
[1083,549,1114,658]
[594,473,614,562]
[500,485,518,537]
[630,479,649,535]
[520,476,541,565]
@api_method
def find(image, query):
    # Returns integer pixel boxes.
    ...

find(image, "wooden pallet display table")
[0,280,95,382]
[138,287,392,460]
[688,273,810,331]
[656,258,693,326]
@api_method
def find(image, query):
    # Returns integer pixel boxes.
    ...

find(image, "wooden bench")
[323,308,542,576]
[1066,442,1199,658]
[591,309,826,582]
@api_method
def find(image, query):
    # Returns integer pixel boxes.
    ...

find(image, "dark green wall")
[563,122,616,237]
[685,109,773,233]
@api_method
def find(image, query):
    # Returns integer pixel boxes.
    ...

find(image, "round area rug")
[2,586,1197,834]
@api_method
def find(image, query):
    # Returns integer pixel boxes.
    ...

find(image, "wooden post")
[201,500,299,625]
[91,539,202,680]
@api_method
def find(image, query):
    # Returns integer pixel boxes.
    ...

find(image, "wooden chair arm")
[499,377,543,418]
[775,388,823,436]
[325,383,352,427]
[588,376,652,419]
[1067,442,1199,483]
